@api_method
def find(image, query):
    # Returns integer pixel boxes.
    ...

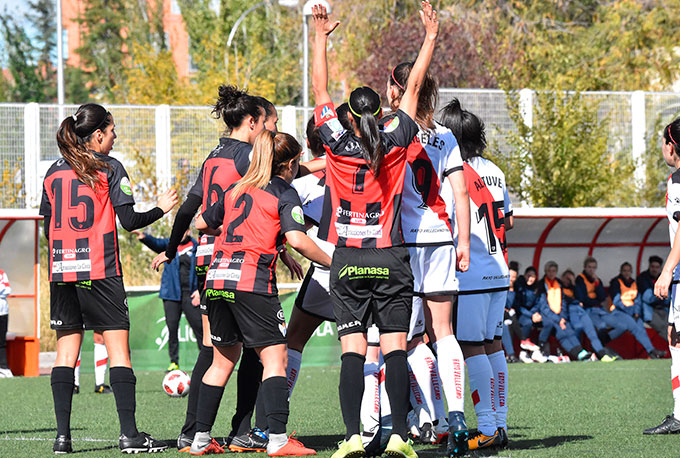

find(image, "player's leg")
[181,290,204,350]
[360,336,383,453]
[163,299,182,370]
[93,330,111,393]
[49,281,83,454]
[644,320,680,434]
[286,306,324,397]
[191,291,242,455]
[73,350,81,393]
[485,291,509,448]
[456,293,498,450]
[614,310,663,358]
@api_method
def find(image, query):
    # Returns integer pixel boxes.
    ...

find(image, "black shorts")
[50,277,129,331]
[205,289,287,348]
[196,265,208,315]
[330,246,413,338]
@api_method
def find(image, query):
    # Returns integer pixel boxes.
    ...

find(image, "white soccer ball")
[162,370,190,397]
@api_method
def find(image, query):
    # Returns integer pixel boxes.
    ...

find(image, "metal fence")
[2,89,680,210]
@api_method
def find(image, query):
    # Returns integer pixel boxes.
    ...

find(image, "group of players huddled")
[43,1,589,456]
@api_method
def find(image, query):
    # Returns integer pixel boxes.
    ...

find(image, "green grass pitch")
[0,360,677,457]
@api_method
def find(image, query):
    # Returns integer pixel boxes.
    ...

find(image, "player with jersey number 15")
[40,103,178,454]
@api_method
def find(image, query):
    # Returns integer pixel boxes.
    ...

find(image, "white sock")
[671,346,680,419]
[434,335,465,415]
[286,349,302,399]
[361,359,381,435]
[465,354,496,436]
[407,343,444,427]
[94,343,108,386]
[266,432,288,454]
[74,351,81,387]
[488,350,508,429]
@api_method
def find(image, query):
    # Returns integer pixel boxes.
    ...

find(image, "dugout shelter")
[0,210,41,376]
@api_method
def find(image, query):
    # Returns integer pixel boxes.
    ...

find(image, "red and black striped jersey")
[39,154,135,282]
[188,137,252,267]
[202,176,306,295]
[314,103,418,248]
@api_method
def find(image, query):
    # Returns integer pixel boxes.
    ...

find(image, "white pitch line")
[0,436,115,443]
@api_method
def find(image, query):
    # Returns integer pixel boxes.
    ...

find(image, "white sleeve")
[0,272,10,298]
[504,184,513,216]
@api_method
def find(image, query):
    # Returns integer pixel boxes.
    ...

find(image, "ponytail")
[231,131,301,197]
[348,86,384,177]
[439,98,486,162]
[55,103,111,190]
[212,85,263,131]
[388,62,437,130]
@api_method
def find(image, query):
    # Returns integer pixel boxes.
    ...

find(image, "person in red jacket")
[40,103,177,454]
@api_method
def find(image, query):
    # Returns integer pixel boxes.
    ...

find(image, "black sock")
[230,348,262,435]
[181,346,214,436]
[260,376,289,435]
[110,366,138,438]
[51,366,75,437]
[568,345,584,360]
[255,384,268,430]
[196,382,225,433]
[384,350,409,441]
[595,349,606,359]
[339,352,365,440]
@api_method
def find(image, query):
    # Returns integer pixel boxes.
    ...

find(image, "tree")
[489,91,636,207]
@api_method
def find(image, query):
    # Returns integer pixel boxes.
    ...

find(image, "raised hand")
[151,251,170,272]
[312,4,339,37]
[157,188,178,214]
[419,1,439,39]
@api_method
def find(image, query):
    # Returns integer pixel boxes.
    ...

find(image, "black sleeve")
[233,144,252,177]
[165,193,203,260]
[107,159,136,207]
[382,109,419,149]
[202,190,226,230]
[187,163,205,199]
[43,214,50,241]
[278,188,306,234]
[114,204,164,232]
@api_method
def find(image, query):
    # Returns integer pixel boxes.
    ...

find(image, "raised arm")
[399,1,439,119]
[311,4,339,107]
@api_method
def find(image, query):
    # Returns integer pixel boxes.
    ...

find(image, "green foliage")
[638,113,676,207]
[491,91,636,207]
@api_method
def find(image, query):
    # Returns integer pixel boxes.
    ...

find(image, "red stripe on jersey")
[471,389,480,406]
[406,141,452,232]
[96,358,108,367]
[44,169,121,281]
[197,156,247,267]
[463,163,508,265]
[672,376,680,391]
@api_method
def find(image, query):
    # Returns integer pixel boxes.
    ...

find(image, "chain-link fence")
[2,89,678,210]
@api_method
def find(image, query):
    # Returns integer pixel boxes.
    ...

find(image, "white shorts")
[294,264,334,322]
[408,245,458,296]
[454,290,507,344]
[408,296,426,342]
[367,324,380,346]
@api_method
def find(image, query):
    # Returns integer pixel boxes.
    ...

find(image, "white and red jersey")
[452,156,513,292]
[291,167,335,261]
[666,170,680,281]
[0,269,10,316]
[401,122,462,246]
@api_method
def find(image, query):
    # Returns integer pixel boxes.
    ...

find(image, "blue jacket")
[515,276,540,319]
[637,270,670,310]
[141,234,198,301]
[574,272,607,308]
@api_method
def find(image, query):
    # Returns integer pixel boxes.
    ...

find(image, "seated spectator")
[502,261,523,363]
[562,269,618,361]
[536,261,592,361]
[515,266,543,362]
[637,255,670,339]
[609,262,665,359]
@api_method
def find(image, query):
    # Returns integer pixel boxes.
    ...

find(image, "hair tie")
[72,114,77,122]
[347,100,381,118]
[670,125,678,146]
[391,66,405,91]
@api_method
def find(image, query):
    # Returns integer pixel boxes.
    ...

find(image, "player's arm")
[299,157,326,176]
[506,214,514,230]
[311,4,339,107]
[399,1,439,120]
[655,226,680,299]
[446,171,470,272]
[195,191,225,236]
[286,230,331,268]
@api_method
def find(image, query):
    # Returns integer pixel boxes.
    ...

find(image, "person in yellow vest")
[536,261,592,361]
[608,262,665,359]
[562,269,618,362]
